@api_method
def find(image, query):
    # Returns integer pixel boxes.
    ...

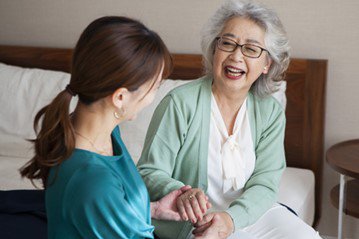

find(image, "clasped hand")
[151,186,211,222]
[152,187,233,239]
[176,188,233,238]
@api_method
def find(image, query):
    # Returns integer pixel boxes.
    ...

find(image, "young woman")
[20,16,197,239]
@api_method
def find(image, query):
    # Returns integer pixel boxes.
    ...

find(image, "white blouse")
[207,93,256,211]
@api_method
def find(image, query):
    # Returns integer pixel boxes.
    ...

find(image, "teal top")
[137,76,286,239]
[46,126,154,239]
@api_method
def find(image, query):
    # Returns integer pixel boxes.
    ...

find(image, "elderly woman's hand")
[192,212,234,239]
[151,185,192,221]
[176,188,212,223]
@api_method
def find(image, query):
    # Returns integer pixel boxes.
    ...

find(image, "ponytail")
[20,90,75,188]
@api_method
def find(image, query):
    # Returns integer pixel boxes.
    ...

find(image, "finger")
[192,221,211,234]
[194,224,217,239]
[206,201,212,209]
[184,198,197,224]
[168,188,184,198]
[169,185,192,198]
[176,198,188,221]
[189,196,204,221]
[195,213,214,227]
[196,193,209,214]
[180,185,192,192]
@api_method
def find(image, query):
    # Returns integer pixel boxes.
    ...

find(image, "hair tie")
[65,84,77,97]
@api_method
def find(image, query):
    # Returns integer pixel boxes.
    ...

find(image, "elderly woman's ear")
[263,59,272,74]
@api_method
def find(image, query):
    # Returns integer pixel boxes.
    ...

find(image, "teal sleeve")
[64,165,154,239]
[226,107,286,229]
[137,95,186,201]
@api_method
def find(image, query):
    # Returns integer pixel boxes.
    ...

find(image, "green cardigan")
[137,76,286,239]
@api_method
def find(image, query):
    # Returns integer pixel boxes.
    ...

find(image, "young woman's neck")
[71,101,119,155]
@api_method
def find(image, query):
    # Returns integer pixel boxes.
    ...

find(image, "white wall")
[1,0,358,237]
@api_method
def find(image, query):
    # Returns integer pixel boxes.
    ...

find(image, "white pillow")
[120,79,190,162]
[120,79,287,163]
[272,81,287,109]
[0,63,76,158]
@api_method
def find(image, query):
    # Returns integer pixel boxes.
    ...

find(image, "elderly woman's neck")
[212,85,248,135]
[212,85,247,111]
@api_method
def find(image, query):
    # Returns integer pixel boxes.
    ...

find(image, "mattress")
[0,155,37,190]
[0,155,315,226]
[278,167,315,226]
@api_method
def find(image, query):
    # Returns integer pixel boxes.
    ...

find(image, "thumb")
[179,185,192,193]
[168,186,189,198]
[166,211,181,221]
[168,185,192,199]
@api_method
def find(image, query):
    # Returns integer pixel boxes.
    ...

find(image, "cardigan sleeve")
[137,95,187,201]
[226,103,286,229]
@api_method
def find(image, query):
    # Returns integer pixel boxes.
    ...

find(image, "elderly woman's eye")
[244,45,258,53]
[221,39,236,46]
[223,41,233,45]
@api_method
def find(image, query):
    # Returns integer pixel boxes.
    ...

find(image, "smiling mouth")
[225,66,246,78]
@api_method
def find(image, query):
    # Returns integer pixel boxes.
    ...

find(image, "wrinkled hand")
[151,185,192,221]
[176,188,212,224]
[193,212,234,239]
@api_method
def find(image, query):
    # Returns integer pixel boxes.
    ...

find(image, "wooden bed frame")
[0,45,327,227]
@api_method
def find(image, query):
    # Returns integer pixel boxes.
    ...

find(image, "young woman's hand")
[176,188,212,224]
[151,185,192,221]
[192,212,234,239]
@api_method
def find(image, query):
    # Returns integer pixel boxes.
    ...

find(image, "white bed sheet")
[279,167,315,226]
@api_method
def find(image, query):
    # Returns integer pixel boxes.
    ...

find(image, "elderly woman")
[138,1,322,239]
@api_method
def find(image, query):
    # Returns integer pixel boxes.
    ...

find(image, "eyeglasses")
[216,37,269,58]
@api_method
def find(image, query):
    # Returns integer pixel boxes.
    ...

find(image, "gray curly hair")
[201,0,290,97]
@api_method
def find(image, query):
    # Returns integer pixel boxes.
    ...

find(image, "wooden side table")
[326,139,359,239]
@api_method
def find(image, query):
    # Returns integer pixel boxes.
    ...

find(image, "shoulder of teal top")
[62,161,154,238]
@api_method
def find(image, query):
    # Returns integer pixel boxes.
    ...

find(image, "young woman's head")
[20,16,172,186]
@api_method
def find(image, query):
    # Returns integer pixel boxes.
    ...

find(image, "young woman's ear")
[111,88,129,109]
[111,87,129,119]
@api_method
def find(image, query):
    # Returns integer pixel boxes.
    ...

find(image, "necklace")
[75,131,113,156]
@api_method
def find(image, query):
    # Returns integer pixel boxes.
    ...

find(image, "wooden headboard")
[0,45,327,227]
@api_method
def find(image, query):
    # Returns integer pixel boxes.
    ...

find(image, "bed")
[0,45,326,229]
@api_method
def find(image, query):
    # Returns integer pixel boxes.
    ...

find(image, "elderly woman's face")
[212,17,271,94]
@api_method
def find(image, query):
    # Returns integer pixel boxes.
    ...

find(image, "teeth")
[226,66,244,74]
[227,67,241,73]
[227,72,242,77]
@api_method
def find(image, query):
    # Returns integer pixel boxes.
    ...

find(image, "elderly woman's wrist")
[222,211,235,233]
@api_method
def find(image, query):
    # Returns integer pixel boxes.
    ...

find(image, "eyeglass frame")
[215,36,269,59]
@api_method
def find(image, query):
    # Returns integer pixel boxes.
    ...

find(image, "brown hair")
[20,16,172,187]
